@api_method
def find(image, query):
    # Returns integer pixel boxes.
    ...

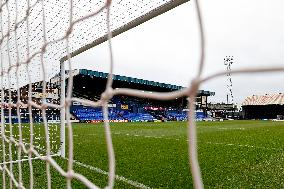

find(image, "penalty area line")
[65,158,152,189]
[204,141,281,151]
[113,132,281,151]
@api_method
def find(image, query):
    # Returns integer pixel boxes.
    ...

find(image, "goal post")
[59,61,66,158]
[57,0,191,160]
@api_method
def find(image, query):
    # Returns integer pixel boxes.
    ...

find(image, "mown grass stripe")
[113,132,281,151]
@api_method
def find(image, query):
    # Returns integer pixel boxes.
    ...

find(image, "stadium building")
[70,69,215,122]
[242,93,284,119]
[1,69,215,123]
[207,103,238,119]
[0,79,61,123]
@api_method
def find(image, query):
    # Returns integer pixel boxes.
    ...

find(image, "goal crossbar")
[60,0,190,62]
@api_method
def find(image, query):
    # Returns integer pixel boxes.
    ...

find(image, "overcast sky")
[70,0,284,105]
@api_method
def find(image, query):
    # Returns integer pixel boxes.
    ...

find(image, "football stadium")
[0,1,284,189]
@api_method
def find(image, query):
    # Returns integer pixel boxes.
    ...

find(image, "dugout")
[242,94,284,119]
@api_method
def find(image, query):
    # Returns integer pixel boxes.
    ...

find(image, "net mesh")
[1,0,284,188]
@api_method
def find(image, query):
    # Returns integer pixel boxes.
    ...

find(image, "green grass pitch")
[1,120,284,188]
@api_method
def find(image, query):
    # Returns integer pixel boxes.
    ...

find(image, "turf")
[1,120,284,188]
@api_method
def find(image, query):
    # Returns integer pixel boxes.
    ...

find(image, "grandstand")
[242,93,284,119]
[0,78,61,123]
[70,69,215,122]
[0,69,215,124]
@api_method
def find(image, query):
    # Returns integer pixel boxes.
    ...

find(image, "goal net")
[0,0,284,188]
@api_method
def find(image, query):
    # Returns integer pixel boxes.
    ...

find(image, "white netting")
[1,0,284,188]
[0,0,188,89]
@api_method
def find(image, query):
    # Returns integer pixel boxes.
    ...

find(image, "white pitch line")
[71,159,152,189]
[218,127,245,130]
[204,141,280,150]
[116,133,184,141]
[1,135,151,188]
